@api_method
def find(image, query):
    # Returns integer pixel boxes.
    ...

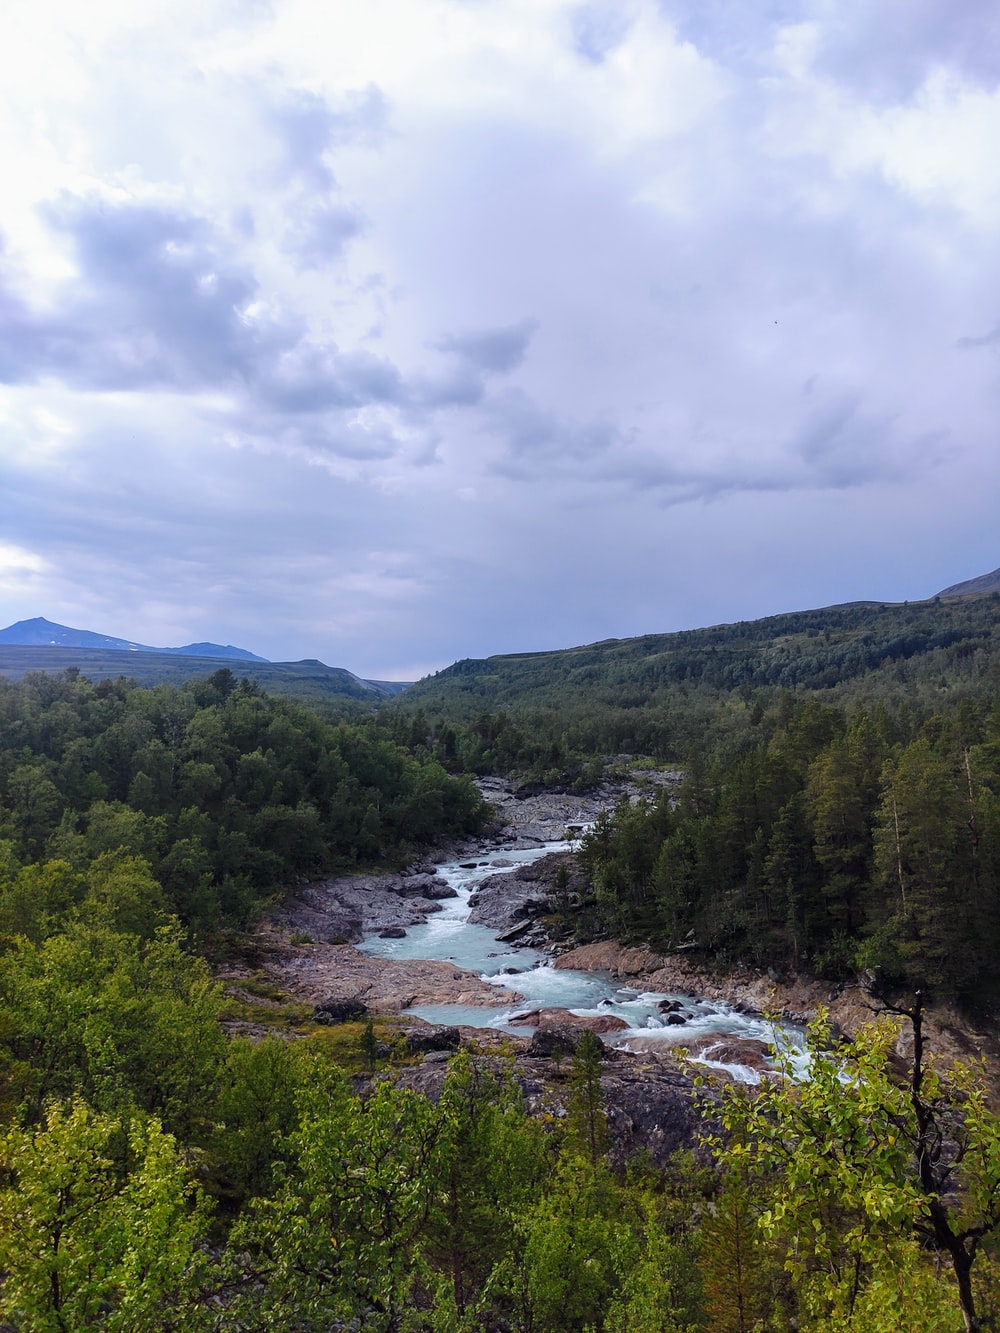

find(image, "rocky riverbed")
[222,770,997,1086]
[394,1045,706,1169]
[553,940,1000,1076]
[238,774,661,1014]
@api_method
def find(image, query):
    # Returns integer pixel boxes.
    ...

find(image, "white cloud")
[0,0,997,675]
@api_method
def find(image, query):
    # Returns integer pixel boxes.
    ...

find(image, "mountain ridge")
[0,619,412,704]
[936,566,1000,599]
[0,617,269,662]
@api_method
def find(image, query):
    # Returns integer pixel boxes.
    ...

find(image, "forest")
[391,595,1000,785]
[572,693,1000,1009]
[1,592,1000,1328]
[0,666,485,936]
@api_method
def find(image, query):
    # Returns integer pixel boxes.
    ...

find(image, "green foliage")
[213,1036,307,1201]
[422,1048,550,1319]
[394,595,1000,777]
[0,919,226,1137]
[578,697,1000,1004]
[711,1007,1000,1331]
[230,1062,442,1330]
[0,1099,214,1331]
[520,1152,628,1332]
[0,670,488,934]
[564,1029,610,1165]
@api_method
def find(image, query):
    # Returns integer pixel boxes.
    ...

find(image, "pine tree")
[565,1030,610,1165]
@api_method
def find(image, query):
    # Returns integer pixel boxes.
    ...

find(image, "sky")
[2,0,999,680]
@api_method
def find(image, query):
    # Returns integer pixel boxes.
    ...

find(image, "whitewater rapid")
[359,841,808,1083]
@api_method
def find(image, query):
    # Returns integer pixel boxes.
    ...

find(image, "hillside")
[0,645,407,706]
[936,565,1000,598]
[391,595,1000,771]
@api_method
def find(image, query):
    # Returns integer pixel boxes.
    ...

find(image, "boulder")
[685,1035,771,1074]
[403,1026,462,1055]
[313,998,368,1024]
[527,1025,593,1059]
[510,1007,629,1036]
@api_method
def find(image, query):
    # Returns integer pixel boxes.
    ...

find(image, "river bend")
[359,841,806,1083]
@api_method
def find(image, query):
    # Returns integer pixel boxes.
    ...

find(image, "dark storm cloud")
[812,0,1000,100]
[266,85,388,189]
[486,387,621,474]
[269,89,337,188]
[790,396,946,488]
[260,343,405,412]
[434,318,539,374]
[661,0,801,65]
[0,196,411,425]
[0,189,538,485]
[227,412,405,462]
[664,0,1000,98]
[411,320,541,408]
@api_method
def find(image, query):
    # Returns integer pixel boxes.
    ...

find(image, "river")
[359,841,807,1083]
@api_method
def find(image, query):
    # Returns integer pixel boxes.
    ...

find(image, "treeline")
[0,668,485,934]
[378,705,606,792]
[575,695,1000,1007]
[391,596,1000,783]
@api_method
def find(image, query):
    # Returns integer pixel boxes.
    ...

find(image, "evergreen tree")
[565,1030,610,1166]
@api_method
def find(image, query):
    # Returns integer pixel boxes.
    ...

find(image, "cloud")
[1,0,999,675]
[570,3,635,64]
[0,198,287,392]
[285,202,367,268]
[485,387,621,473]
[434,318,539,374]
[811,0,1000,101]
[957,324,1000,350]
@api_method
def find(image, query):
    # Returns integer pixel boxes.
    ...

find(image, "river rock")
[603,1063,705,1167]
[313,998,368,1024]
[467,852,588,933]
[272,871,460,939]
[395,874,456,900]
[509,1007,630,1035]
[248,940,525,1015]
[392,1046,705,1167]
[378,926,407,939]
[403,1026,462,1054]
[685,1036,772,1075]
[527,1025,591,1059]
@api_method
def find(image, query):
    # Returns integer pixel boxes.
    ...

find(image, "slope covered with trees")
[572,693,1000,1008]
[0,667,485,935]
[0,644,404,707]
[392,595,1000,786]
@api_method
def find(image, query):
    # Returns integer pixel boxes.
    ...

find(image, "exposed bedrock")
[394,1045,705,1168]
[272,871,458,943]
[230,936,522,1014]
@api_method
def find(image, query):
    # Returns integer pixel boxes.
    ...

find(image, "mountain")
[0,617,268,662]
[936,566,1000,599]
[0,619,411,705]
[393,594,1000,762]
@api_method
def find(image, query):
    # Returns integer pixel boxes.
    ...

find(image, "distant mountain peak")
[935,566,1000,599]
[0,617,269,662]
